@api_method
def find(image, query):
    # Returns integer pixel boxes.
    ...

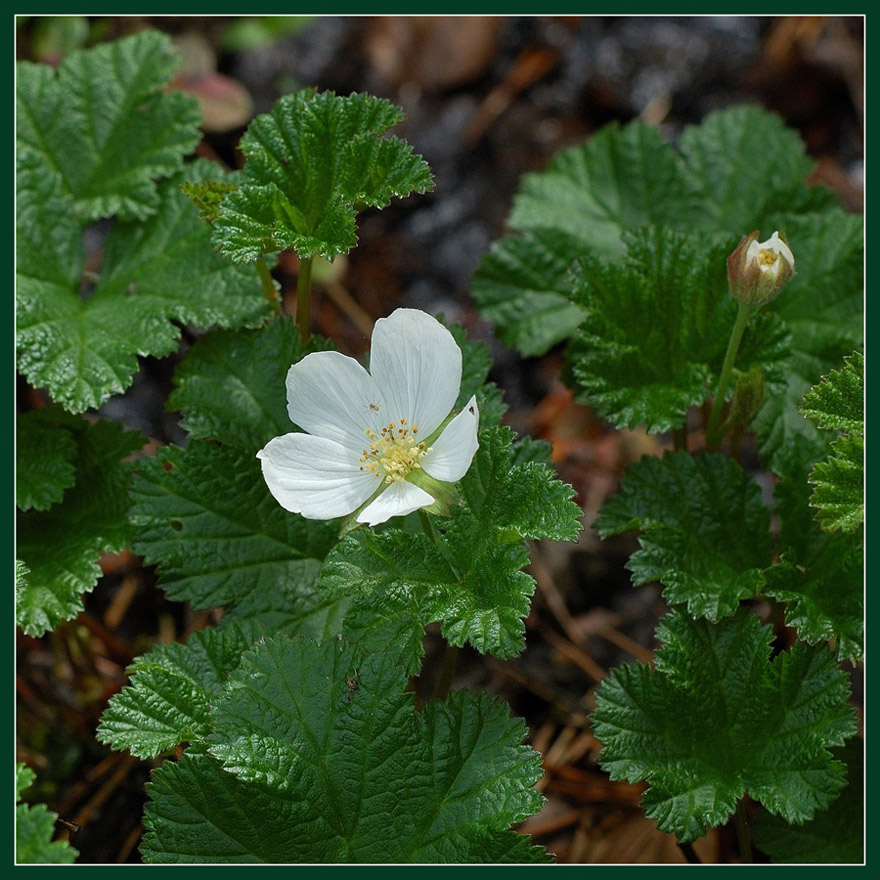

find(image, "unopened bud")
[727,230,795,307]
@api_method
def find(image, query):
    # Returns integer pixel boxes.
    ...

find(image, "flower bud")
[727,230,795,306]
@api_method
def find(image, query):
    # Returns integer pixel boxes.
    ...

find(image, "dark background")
[15,15,864,864]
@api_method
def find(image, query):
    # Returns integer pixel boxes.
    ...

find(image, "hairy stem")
[706,301,754,448]
[677,841,702,864]
[673,424,688,452]
[734,799,753,863]
[433,642,459,701]
[296,255,313,344]
[256,260,282,315]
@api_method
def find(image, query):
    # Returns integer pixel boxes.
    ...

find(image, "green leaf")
[595,451,772,620]
[141,635,547,863]
[180,179,238,223]
[566,227,790,433]
[799,352,864,533]
[447,321,508,427]
[320,427,581,668]
[16,149,84,292]
[676,105,816,231]
[801,351,863,433]
[99,583,349,760]
[218,575,349,642]
[98,624,253,759]
[458,429,582,545]
[16,30,201,222]
[762,473,863,662]
[16,410,77,511]
[753,211,863,476]
[17,161,272,414]
[764,545,863,664]
[506,106,821,250]
[212,90,434,262]
[566,228,718,433]
[508,119,690,251]
[807,435,864,534]
[131,441,339,610]
[751,354,832,480]
[753,737,863,864]
[509,435,554,466]
[15,560,29,603]
[510,106,821,251]
[473,107,853,433]
[169,316,334,452]
[470,228,588,356]
[771,213,863,363]
[17,411,144,636]
[592,609,857,843]
[16,763,78,864]
[16,762,35,799]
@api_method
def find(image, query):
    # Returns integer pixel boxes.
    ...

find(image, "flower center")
[359,419,432,483]
[757,247,779,269]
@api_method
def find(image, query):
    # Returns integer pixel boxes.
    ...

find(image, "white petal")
[767,231,794,268]
[257,432,380,519]
[421,396,480,482]
[356,479,434,526]
[285,351,385,453]
[369,309,461,436]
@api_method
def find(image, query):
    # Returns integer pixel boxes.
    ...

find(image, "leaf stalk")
[433,642,459,701]
[734,799,753,863]
[256,259,282,315]
[296,255,313,344]
[707,301,754,448]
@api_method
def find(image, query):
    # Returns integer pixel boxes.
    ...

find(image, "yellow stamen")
[359,421,429,482]
[757,248,778,268]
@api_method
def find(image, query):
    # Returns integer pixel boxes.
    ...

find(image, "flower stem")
[706,301,754,449]
[734,799,753,863]
[676,841,702,864]
[296,255,313,344]
[256,260,282,315]
[433,642,459,701]
[673,425,688,452]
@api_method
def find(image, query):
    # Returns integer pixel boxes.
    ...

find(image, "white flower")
[257,308,480,526]
[745,231,795,278]
[727,229,795,306]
